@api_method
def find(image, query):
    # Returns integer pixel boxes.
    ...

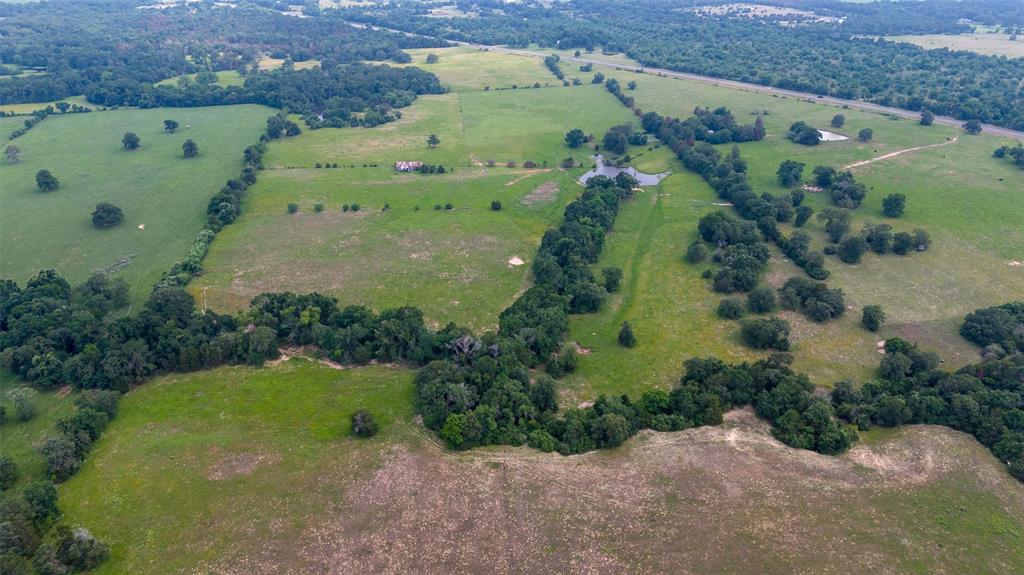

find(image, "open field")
[398,46,561,91]
[58,361,1024,574]
[0,105,272,306]
[0,95,92,115]
[193,86,636,329]
[155,69,246,87]
[885,33,1024,58]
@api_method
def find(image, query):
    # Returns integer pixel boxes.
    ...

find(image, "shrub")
[434,204,442,210]
[91,203,123,228]
[0,456,17,490]
[350,204,360,212]
[686,240,708,263]
[7,388,37,422]
[882,193,906,217]
[740,317,791,350]
[618,321,636,347]
[36,169,60,192]
[287,203,298,214]
[351,410,378,437]
[861,305,886,332]
[717,298,745,320]
[490,200,502,211]
[747,286,777,313]
[602,266,623,293]
[857,128,873,142]
[444,203,453,210]
[182,139,199,158]
[314,203,324,213]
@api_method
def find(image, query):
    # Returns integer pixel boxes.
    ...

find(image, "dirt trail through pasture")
[842,136,958,170]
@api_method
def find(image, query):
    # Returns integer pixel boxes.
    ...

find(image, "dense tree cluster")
[786,121,822,146]
[960,302,1024,356]
[832,340,1024,481]
[779,276,846,322]
[812,166,868,209]
[343,1,1024,129]
[740,318,791,351]
[993,144,1024,170]
[0,1,444,105]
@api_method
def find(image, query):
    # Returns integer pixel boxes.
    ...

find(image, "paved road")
[454,42,1024,140]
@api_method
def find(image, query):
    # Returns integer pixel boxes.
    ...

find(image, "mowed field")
[0,105,272,305]
[395,46,557,92]
[55,360,1024,574]
[885,33,1024,58]
[192,86,637,329]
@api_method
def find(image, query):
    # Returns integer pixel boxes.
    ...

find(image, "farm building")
[394,161,423,172]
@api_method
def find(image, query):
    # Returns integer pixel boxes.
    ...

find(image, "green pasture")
[196,86,636,329]
[155,70,246,88]
[399,46,557,91]
[58,360,416,575]
[0,105,272,306]
[885,33,1024,58]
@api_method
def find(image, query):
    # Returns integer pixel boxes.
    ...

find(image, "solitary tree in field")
[564,128,586,148]
[627,80,637,90]
[882,193,906,218]
[91,203,124,228]
[351,410,378,437]
[122,132,140,150]
[4,144,20,163]
[919,109,934,126]
[427,134,440,148]
[831,114,845,128]
[36,169,60,192]
[618,321,636,348]
[857,128,873,142]
[963,120,982,135]
[164,119,179,133]
[861,305,886,332]
[425,53,439,64]
[182,139,199,158]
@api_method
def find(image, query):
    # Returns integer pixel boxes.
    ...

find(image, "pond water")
[578,155,671,186]
[817,129,849,141]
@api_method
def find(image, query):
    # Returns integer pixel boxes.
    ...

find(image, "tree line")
[343,0,1024,129]
[0,0,444,105]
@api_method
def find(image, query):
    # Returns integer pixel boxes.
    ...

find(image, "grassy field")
[565,65,1024,387]
[0,105,272,306]
[397,46,557,92]
[885,33,1024,58]
[192,86,636,329]
[0,95,93,115]
[155,70,246,87]
[0,374,75,494]
[55,361,1024,573]
[59,360,417,574]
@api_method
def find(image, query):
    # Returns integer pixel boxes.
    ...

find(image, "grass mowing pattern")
[0,105,272,306]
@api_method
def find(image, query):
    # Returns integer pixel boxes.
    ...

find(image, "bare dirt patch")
[521,181,559,205]
[207,449,280,481]
[271,409,1024,574]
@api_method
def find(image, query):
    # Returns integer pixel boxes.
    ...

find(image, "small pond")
[578,154,671,186]
[817,129,849,141]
